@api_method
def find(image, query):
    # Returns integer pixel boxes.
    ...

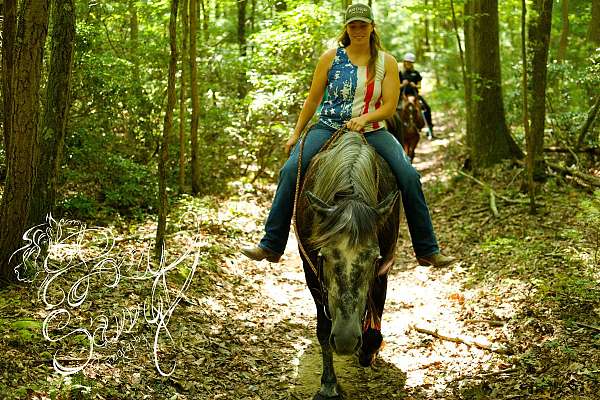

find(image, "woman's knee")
[392,157,422,186]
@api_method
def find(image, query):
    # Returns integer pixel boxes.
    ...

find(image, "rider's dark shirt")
[400,69,422,96]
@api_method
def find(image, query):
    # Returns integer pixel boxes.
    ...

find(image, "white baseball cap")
[403,52,416,62]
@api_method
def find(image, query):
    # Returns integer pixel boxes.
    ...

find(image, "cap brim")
[345,17,373,24]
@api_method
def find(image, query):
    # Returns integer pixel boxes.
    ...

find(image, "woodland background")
[0,0,599,399]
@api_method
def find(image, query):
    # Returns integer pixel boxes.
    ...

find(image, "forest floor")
[1,114,600,399]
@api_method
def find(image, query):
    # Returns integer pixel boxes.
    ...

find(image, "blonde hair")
[337,24,383,83]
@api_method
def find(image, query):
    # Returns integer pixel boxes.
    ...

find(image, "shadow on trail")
[290,341,408,399]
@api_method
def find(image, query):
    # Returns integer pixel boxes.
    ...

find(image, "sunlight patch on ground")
[412,137,453,185]
[220,183,507,397]
[381,267,469,388]
[232,228,506,397]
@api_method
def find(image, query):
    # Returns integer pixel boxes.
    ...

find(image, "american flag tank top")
[319,47,386,132]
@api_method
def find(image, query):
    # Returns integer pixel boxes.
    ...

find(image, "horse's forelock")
[308,132,381,249]
[311,199,379,249]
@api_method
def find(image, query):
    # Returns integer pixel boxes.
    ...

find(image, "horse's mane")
[308,132,380,249]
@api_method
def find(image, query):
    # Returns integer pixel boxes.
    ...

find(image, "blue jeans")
[259,121,439,257]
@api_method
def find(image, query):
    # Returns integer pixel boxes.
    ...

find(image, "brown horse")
[387,95,425,162]
[296,131,401,399]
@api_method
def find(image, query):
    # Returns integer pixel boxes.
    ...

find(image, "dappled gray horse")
[296,131,401,399]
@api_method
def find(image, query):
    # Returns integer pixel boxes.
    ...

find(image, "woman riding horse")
[241,3,454,268]
[241,3,455,397]
[400,52,435,139]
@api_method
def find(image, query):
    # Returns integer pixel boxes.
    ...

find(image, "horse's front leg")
[314,306,342,399]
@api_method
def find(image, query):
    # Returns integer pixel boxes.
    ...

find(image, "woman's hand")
[346,116,369,132]
[284,134,300,156]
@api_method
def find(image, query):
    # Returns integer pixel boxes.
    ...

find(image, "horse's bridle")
[402,101,419,131]
[316,251,332,320]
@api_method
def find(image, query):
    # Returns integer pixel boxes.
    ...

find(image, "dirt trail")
[233,135,507,399]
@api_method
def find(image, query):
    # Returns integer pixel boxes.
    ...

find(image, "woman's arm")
[284,48,336,155]
[346,53,400,132]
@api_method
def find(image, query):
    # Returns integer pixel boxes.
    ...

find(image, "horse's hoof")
[357,348,378,367]
[313,393,343,400]
[313,385,344,399]
[358,328,383,367]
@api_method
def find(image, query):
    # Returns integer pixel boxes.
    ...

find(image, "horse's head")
[306,190,398,355]
[400,95,425,138]
[401,95,420,119]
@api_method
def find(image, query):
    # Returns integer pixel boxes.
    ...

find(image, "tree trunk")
[237,0,248,97]
[29,0,76,227]
[465,0,522,168]
[450,0,467,134]
[127,0,141,141]
[424,0,430,51]
[2,0,17,153]
[237,0,247,57]
[0,0,50,284]
[189,0,201,194]
[557,0,568,63]
[178,0,189,192]
[527,0,553,179]
[157,0,179,260]
[576,94,600,151]
[214,0,220,20]
[589,0,600,45]
[250,0,256,31]
[463,0,475,151]
[129,0,140,76]
[200,0,209,41]
[521,0,534,212]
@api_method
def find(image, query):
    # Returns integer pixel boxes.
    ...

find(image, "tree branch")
[576,94,600,151]
[546,161,600,188]
[575,321,600,332]
[411,324,510,354]
[544,146,600,155]
[457,170,535,207]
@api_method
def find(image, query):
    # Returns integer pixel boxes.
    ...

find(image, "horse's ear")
[374,191,399,220]
[306,191,334,218]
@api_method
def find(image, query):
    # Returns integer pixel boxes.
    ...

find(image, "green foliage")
[577,190,600,259]
[60,126,158,219]
[186,3,336,193]
[61,193,98,219]
[101,154,158,212]
[29,0,599,219]
[71,21,165,158]
[583,49,600,91]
